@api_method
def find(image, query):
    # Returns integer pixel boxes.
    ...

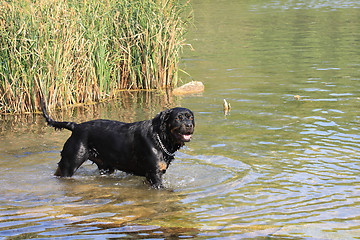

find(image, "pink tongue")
[183,134,192,141]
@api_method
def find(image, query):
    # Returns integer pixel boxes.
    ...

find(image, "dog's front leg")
[146,171,164,189]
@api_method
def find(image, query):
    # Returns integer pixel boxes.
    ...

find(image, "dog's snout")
[184,122,194,133]
[185,122,193,128]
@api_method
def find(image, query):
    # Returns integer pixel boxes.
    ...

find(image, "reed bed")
[0,0,190,113]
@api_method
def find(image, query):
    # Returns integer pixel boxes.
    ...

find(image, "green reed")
[0,0,190,113]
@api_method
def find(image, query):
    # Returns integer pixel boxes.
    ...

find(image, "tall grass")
[0,0,190,113]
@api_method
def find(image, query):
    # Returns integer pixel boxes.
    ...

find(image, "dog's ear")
[153,109,172,132]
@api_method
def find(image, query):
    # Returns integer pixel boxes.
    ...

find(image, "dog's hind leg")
[55,136,89,177]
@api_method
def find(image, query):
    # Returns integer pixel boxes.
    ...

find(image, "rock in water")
[173,81,205,96]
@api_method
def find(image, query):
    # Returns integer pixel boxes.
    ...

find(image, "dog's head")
[154,107,195,144]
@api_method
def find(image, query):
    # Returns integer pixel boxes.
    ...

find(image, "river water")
[1,0,360,239]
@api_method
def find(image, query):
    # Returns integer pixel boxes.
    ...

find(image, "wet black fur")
[42,101,195,188]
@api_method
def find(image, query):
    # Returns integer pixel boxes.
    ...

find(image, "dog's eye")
[176,115,183,121]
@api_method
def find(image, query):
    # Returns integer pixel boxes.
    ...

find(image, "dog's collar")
[156,134,175,157]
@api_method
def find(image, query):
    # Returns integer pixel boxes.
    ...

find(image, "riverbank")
[0,0,191,113]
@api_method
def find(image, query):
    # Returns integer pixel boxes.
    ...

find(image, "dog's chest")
[158,161,168,173]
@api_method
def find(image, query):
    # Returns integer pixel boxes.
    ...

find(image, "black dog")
[42,102,195,188]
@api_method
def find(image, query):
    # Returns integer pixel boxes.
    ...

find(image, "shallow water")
[2,0,360,239]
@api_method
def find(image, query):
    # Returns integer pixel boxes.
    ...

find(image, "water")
[1,0,360,239]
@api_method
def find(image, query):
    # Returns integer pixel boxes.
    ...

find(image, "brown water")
[2,0,360,239]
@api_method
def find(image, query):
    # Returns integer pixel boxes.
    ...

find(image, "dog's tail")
[41,100,76,131]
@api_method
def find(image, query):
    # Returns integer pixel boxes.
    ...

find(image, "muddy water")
[2,0,360,239]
